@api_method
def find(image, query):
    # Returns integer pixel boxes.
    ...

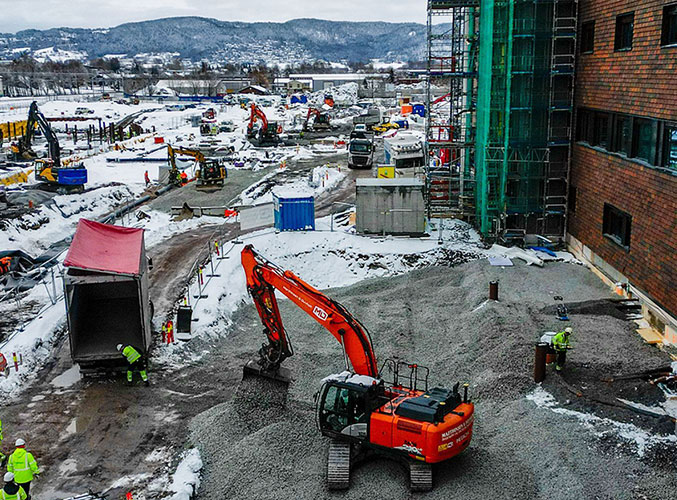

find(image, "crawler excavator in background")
[303,107,331,132]
[246,103,281,147]
[13,101,87,191]
[167,144,226,189]
[241,245,474,492]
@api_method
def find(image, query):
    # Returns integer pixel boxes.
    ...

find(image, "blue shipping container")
[274,194,315,231]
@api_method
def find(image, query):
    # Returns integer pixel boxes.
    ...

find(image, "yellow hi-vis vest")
[0,485,27,500]
[122,345,141,364]
[7,448,39,483]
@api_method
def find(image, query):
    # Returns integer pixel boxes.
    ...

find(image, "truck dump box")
[63,220,152,374]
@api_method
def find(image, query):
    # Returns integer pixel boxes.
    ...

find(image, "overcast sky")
[0,0,426,33]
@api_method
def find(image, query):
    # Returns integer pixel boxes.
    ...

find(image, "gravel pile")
[190,260,676,499]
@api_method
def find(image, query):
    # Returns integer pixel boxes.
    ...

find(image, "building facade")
[568,0,677,330]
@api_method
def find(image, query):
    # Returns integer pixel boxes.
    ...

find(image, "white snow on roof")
[288,73,387,81]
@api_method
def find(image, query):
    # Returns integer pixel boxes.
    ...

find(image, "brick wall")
[570,1,677,317]
[577,0,677,121]
[569,145,677,316]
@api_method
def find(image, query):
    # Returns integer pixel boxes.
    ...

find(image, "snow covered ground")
[153,215,487,365]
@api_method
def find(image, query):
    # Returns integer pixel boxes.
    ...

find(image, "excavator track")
[409,462,433,492]
[327,440,351,490]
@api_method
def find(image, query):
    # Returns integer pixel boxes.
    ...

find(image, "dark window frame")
[592,112,610,148]
[615,12,635,51]
[631,118,658,165]
[580,21,595,53]
[661,3,677,46]
[611,114,633,156]
[662,123,677,171]
[603,203,632,250]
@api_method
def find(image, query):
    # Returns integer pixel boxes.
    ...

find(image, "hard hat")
[3,472,14,483]
[117,344,123,351]
[15,438,25,447]
[565,327,573,334]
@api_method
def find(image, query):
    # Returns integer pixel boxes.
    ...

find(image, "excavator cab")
[317,377,384,441]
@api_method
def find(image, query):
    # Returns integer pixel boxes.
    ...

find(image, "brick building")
[568,1,677,337]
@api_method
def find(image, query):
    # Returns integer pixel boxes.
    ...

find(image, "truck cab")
[348,137,374,169]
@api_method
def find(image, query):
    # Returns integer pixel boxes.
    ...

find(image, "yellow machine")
[167,145,226,189]
[373,118,400,134]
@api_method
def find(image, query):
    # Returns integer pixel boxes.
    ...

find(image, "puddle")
[51,365,81,388]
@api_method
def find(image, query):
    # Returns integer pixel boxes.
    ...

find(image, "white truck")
[348,131,375,169]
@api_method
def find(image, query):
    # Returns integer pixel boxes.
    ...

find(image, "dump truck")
[352,108,382,131]
[63,220,153,375]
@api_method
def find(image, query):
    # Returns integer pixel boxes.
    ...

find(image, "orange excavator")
[303,107,331,132]
[241,245,474,491]
[246,103,281,147]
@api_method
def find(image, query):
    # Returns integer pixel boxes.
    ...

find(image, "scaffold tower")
[426,0,577,244]
[425,0,480,219]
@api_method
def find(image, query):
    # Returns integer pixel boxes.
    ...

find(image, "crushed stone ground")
[189,260,676,500]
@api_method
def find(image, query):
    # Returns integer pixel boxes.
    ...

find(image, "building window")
[663,125,677,170]
[612,115,632,156]
[615,12,634,51]
[662,4,677,46]
[581,21,595,53]
[576,109,592,143]
[632,119,657,164]
[603,204,631,249]
[593,113,609,148]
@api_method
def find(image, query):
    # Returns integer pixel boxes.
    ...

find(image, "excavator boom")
[241,245,378,378]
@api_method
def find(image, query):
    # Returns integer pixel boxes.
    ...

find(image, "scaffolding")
[430,0,578,243]
[425,0,480,219]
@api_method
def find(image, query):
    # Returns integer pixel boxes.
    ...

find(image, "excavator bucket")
[242,359,292,385]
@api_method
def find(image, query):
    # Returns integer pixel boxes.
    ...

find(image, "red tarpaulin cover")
[64,219,144,276]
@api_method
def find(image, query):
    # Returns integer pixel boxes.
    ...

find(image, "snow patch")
[168,448,202,500]
[527,386,677,457]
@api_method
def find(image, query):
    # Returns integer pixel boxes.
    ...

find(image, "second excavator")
[246,103,281,147]
[303,107,331,132]
[11,101,88,191]
[167,144,226,189]
[241,245,474,492]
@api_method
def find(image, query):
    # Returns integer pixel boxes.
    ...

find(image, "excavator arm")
[18,101,61,164]
[167,144,205,184]
[247,103,269,134]
[242,245,378,378]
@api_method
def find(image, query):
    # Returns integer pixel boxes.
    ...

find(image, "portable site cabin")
[384,133,425,169]
[63,220,152,374]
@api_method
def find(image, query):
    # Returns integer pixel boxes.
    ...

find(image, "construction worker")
[0,418,4,466]
[180,171,188,185]
[117,344,149,386]
[1,472,27,500]
[551,327,573,371]
[6,439,39,496]
[144,170,150,187]
[161,321,167,343]
[166,320,175,344]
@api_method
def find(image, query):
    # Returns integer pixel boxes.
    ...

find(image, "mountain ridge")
[0,17,428,65]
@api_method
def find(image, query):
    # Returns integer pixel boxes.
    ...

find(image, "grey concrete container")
[356,178,426,236]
